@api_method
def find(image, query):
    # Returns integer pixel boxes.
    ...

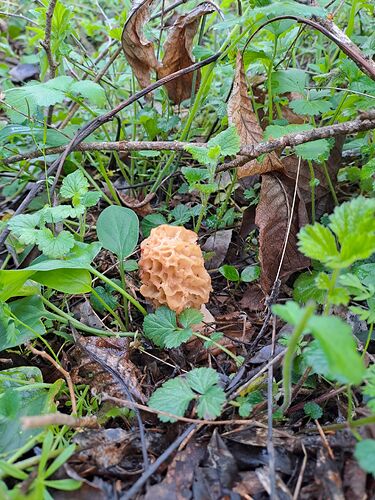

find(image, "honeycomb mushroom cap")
[139,225,212,314]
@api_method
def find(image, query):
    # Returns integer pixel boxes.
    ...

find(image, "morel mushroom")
[139,225,212,314]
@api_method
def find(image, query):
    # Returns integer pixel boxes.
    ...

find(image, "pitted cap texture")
[139,225,212,314]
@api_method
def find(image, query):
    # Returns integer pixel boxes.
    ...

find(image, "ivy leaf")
[35,229,75,259]
[354,440,375,476]
[60,170,89,201]
[303,401,323,419]
[143,307,193,348]
[196,385,226,419]
[148,378,195,423]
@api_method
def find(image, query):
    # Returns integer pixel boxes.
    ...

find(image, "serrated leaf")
[196,385,226,420]
[7,212,41,245]
[148,378,195,423]
[271,69,307,95]
[303,401,323,419]
[60,170,89,200]
[179,309,203,328]
[293,271,326,304]
[209,126,241,157]
[298,223,339,263]
[289,99,332,116]
[181,167,210,185]
[143,307,177,347]
[35,228,75,258]
[295,140,330,161]
[186,367,219,394]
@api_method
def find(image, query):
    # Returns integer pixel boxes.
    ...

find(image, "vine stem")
[280,304,315,413]
[89,267,147,316]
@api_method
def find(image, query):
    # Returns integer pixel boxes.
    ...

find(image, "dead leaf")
[202,229,233,269]
[239,283,265,311]
[255,173,310,293]
[121,0,159,89]
[228,52,284,178]
[119,192,155,216]
[158,2,215,104]
[70,336,145,403]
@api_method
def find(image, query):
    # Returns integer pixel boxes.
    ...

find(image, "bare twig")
[27,343,77,414]
[0,10,38,25]
[21,412,98,429]
[3,111,375,166]
[40,0,58,80]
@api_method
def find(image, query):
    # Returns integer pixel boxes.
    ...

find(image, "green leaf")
[7,212,41,245]
[123,260,139,272]
[308,315,365,385]
[179,309,203,328]
[81,191,101,208]
[181,167,210,185]
[140,213,167,238]
[303,401,323,419]
[148,378,195,423]
[44,479,82,491]
[208,126,241,157]
[219,265,240,282]
[293,271,326,304]
[28,242,101,271]
[96,206,139,260]
[298,223,339,264]
[196,385,226,419]
[289,99,332,116]
[203,331,224,348]
[186,367,219,394]
[185,145,210,166]
[295,139,330,161]
[271,69,307,95]
[354,440,375,476]
[35,228,75,258]
[0,460,28,480]
[60,170,89,200]
[272,301,309,326]
[241,265,260,283]
[33,268,92,294]
[71,80,105,106]
[143,306,193,348]
[90,285,118,313]
[45,445,76,478]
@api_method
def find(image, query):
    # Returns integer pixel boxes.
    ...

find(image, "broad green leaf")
[33,268,92,294]
[298,223,339,263]
[219,265,240,282]
[143,307,176,346]
[71,80,105,106]
[141,213,167,238]
[164,328,193,348]
[272,301,310,326]
[271,69,307,95]
[289,99,332,116]
[354,440,375,476]
[179,309,203,328]
[35,228,75,259]
[27,242,101,271]
[196,385,226,419]
[7,212,41,245]
[241,265,260,283]
[186,367,219,394]
[181,167,210,185]
[96,206,139,260]
[148,378,195,423]
[60,170,89,200]
[295,139,330,161]
[0,296,47,351]
[184,145,210,166]
[209,126,241,157]
[264,123,312,140]
[308,315,365,385]
[0,269,35,301]
[293,271,326,304]
[81,191,101,208]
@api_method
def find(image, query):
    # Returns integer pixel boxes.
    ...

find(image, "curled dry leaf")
[70,336,145,403]
[255,173,310,293]
[228,52,283,179]
[121,0,159,89]
[158,2,215,104]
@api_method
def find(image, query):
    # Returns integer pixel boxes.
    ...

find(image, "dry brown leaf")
[158,2,215,104]
[70,336,145,403]
[255,173,310,293]
[121,0,159,89]
[228,52,284,179]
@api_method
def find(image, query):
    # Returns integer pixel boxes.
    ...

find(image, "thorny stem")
[280,304,315,413]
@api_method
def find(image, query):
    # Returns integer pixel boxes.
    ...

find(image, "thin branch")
[0,11,38,25]
[3,111,375,167]
[22,412,98,429]
[40,0,58,80]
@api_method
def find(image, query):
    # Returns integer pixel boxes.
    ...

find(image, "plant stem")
[280,304,315,413]
[90,287,126,330]
[322,414,375,432]
[119,260,130,329]
[307,160,316,223]
[193,331,241,364]
[323,268,340,315]
[41,296,134,336]
[89,267,147,316]
[321,160,339,206]
[362,322,374,359]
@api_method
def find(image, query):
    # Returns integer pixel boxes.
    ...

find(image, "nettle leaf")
[96,206,139,260]
[35,228,75,259]
[354,440,375,476]
[148,378,195,423]
[289,99,332,116]
[143,307,194,348]
[271,69,307,95]
[60,170,89,200]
